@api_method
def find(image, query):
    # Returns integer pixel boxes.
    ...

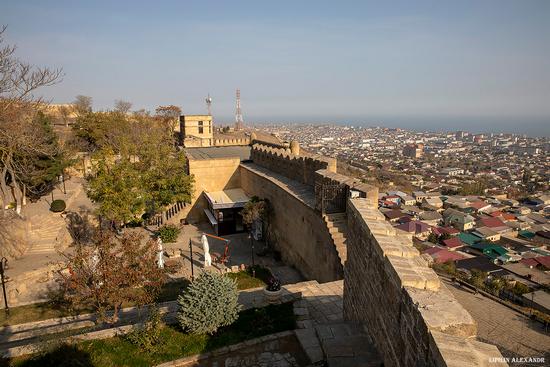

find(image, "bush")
[157,224,180,243]
[50,199,66,212]
[125,305,163,352]
[177,271,241,334]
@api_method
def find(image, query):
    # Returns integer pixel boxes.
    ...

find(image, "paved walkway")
[290,280,382,367]
[444,279,550,362]
[9,177,93,277]
[161,223,304,285]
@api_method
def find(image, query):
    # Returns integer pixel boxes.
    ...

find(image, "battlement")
[213,137,251,146]
[250,143,336,186]
[344,198,507,367]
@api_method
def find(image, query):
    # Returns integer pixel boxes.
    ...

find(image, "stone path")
[162,223,304,285]
[290,280,382,367]
[240,164,316,208]
[9,177,91,277]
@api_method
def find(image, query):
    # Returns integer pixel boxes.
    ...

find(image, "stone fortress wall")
[240,164,344,282]
[343,198,506,367]
[250,143,337,187]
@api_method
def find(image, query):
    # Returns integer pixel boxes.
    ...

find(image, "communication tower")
[235,89,244,130]
[205,94,212,116]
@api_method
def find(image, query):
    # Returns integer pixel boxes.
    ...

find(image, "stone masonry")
[343,198,507,367]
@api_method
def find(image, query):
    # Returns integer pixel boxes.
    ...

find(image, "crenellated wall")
[343,198,507,367]
[213,137,250,146]
[250,143,336,187]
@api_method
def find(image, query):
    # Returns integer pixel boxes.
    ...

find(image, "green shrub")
[50,199,66,212]
[125,305,163,352]
[157,224,180,243]
[177,271,241,334]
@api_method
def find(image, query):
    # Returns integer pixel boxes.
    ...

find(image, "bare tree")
[73,95,92,115]
[114,99,132,114]
[0,25,63,257]
[0,25,63,214]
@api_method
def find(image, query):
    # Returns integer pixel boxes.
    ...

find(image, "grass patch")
[226,266,271,290]
[9,302,296,367]
[0,302,93,328]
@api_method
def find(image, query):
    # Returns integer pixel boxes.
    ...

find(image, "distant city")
[252,123,549,199]
[246,117,550,137]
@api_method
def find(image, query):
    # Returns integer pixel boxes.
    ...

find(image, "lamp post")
[0,257,9,316]
[189,239,194,281]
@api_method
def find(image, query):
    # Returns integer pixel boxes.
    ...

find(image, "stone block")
[406,285,477,337]
[295,329,320,349]
[305,346,324,364]
[430,331,508,367]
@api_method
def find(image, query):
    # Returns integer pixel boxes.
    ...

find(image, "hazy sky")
[2,0,550,129]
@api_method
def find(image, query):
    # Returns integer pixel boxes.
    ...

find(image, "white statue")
[157,237,165,269]
[201,234,212,267]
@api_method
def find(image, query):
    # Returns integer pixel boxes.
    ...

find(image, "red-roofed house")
[479,217,506,228]
[442,237,464,251]
[423,247,466,263]
[432,226,460,236]
[520,258,539,267]
[521,256,550,271]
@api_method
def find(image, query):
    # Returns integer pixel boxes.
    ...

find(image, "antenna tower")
[235,89,244,130]
[206,93,212,116]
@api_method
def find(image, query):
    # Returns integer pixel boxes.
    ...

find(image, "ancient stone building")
[183,136,507,366]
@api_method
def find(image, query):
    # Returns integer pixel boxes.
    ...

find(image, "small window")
[198,121,203,126]
[199,127,204,134]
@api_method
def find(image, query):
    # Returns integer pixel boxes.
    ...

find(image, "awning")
[204,188,250,210]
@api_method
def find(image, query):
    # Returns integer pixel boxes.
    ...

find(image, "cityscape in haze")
[1,1,549,366]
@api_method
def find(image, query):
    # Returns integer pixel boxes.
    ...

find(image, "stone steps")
[316,322,381,367]
[324,214,349,267]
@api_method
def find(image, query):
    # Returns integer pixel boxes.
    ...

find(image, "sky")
[2,0,550,135]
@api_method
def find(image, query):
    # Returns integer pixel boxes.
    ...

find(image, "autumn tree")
[59,231,165,324]
[85,111,193,227]
[155,105,181,132]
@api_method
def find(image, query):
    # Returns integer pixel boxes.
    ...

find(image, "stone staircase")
[324,213,348,266]
[146,201,188,228]
[27,214,67,255]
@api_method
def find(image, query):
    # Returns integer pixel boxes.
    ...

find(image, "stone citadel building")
[181,132,507,366]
